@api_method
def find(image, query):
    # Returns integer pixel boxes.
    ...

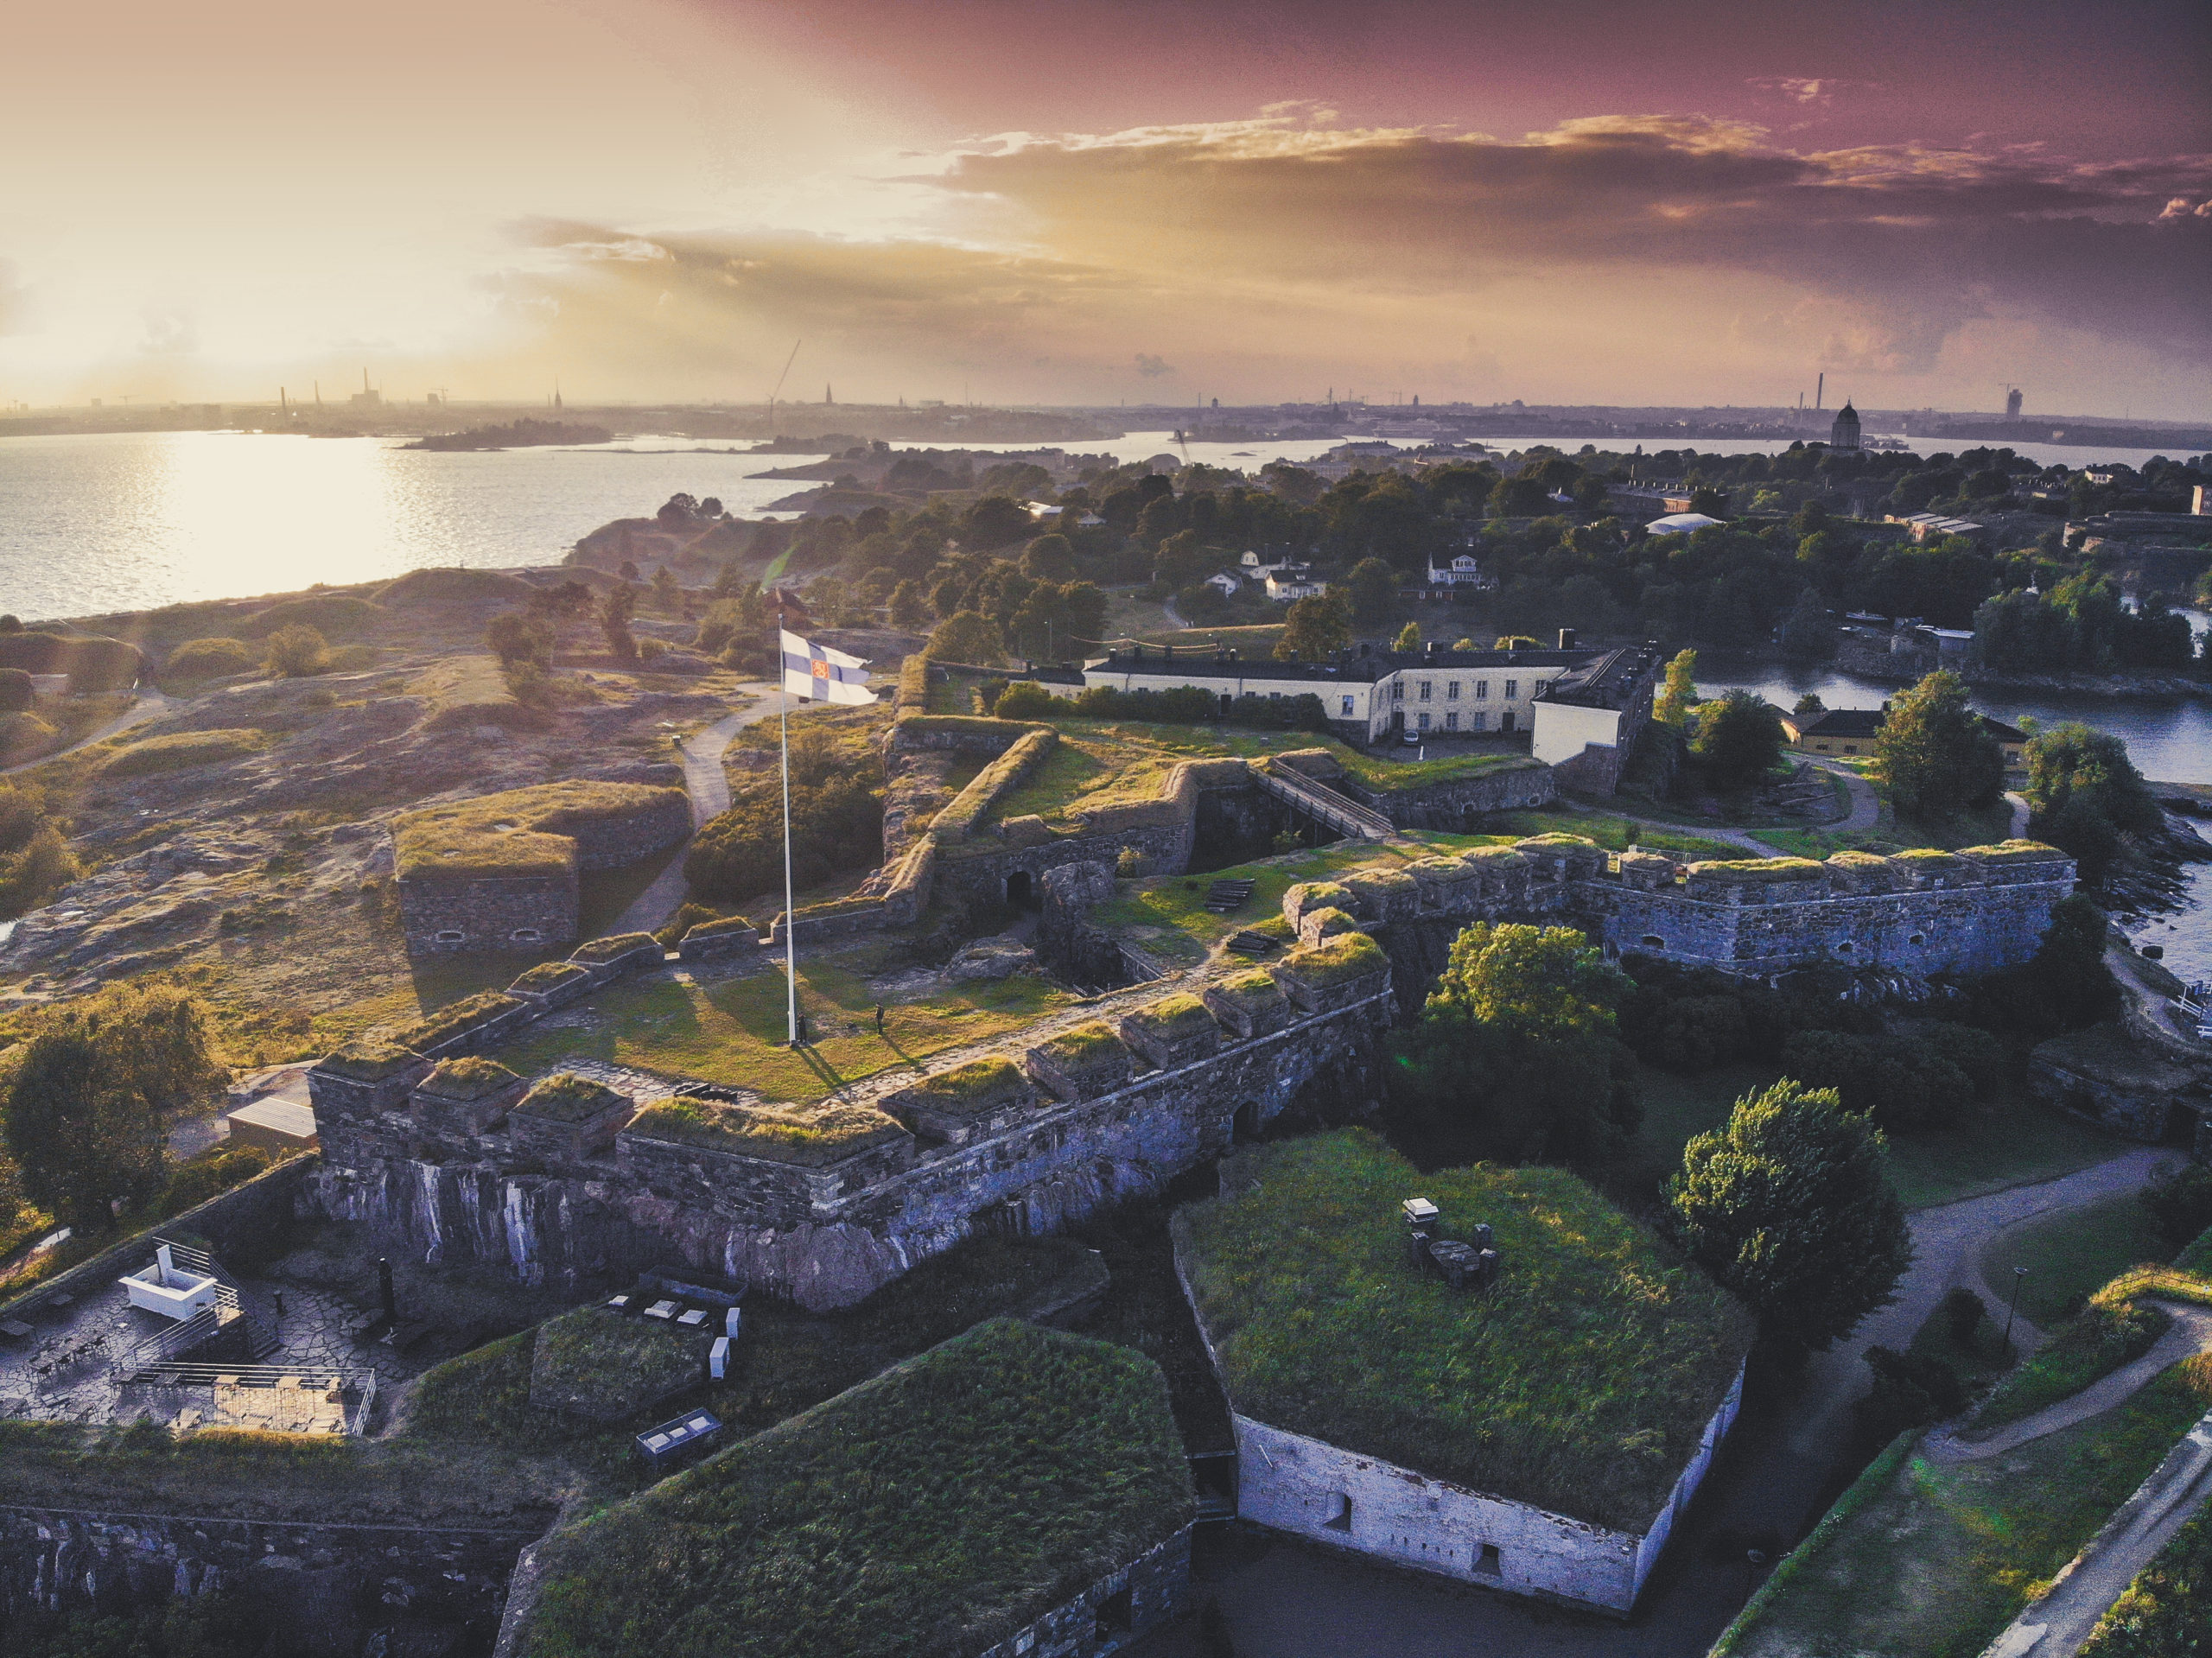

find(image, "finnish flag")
[780,629,878,705]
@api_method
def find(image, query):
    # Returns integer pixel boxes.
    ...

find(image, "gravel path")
[1928,1300,2212,1464]
[0,687,171,777]
[1786,1147,2170,1462]
[607,699,760,936]
[1801,758,1882,835]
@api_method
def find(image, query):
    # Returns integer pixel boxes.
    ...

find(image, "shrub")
[0,824,78,918]
[162,637,259,685]
[262,624,331,678]
[0,670,30,714]
[2141,1163,2212,1248]
[158,1145,272,1217]
[1942,1285,1990,1348]
[1780,1028,1972,1133]
[988,680,1062,720]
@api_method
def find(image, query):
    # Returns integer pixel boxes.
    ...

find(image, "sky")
[3,0,2207,419]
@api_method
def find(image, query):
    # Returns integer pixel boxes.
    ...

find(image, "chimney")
[1557,627,1578,650]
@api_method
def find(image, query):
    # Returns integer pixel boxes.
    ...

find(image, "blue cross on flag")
[779,629,878,705]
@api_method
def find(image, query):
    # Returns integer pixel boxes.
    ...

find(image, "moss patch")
[420,1055,518,1101]
[529,1307,707,1421]
[395,781,685,882]
[99,728,267,778]
[512,1072,627,1125]
[627,1095,905,1166]
[1177,1130,1754,1529]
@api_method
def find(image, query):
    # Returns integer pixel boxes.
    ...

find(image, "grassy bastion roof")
[393,780,687,881]
[518,1318,1192,1658]
[1175,1130,1754,1531]
[625,1094,906,1166]
[419,1056,520,1101]
[314,1039,424,1083]
[512,1072,630,1124]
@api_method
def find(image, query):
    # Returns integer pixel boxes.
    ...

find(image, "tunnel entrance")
[1005,869,1034,910]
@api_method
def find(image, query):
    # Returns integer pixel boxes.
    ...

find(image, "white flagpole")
[779,628,800,1047]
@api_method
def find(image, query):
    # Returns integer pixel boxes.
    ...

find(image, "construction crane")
[766,340,801,436]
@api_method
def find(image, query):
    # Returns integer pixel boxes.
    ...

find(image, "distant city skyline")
[3,0,2206,419]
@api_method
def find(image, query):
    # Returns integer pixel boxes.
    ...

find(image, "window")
[1641,934,1666,949]
[1446,680,1460,699]
[1324,1494,1353,1531]
[1340,696,1354,715]
[1393,682,1405,701]
[511,928,542,943]
[1475,680,1489,699]
[1419,681,1432,701]
[1908,932,1925,946]
[1835,941,1854,954]
[1268,690,1280,700]
[1417,712,1430,730]
[1474,1544,1503,1579]
[435,930,466,944]
[1503,678,1519,699]
[1444,712,1458,731]
[1470,713,1487,731]
[1844,744,1859,754]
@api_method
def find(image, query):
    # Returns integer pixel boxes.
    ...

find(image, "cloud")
[932,111,2212,372]
[1133,352,1173,377]
[1746,76,1864,106]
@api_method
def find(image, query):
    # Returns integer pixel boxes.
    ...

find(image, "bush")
[262,624,330,678]
[0,825,79,918]
[1780,1028,1973,1133]
[654,901,717,948]
[2140,1163,2212,1248]
[1942,1285,1990,1348]
[157,1145,272,1217]
[988,680,1063,720]
[685,727,883,903]
[0,669,30,714]
[162,637,259,685]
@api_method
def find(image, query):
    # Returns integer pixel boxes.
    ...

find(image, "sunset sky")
[3,0,2207,416]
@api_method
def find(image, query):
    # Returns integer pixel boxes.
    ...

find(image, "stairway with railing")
[1254,758,1396,841]
[108,1239,281,1379]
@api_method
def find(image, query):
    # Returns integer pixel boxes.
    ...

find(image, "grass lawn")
[1980,1191,2177,1326]
[1177,1129,1754,1530]
[1634,1060,1788,1171]
[494,956,1074,1102]
[1720,1361,2212,1658]
[2080,1483,2212,1655]
[1088,842,1423,967]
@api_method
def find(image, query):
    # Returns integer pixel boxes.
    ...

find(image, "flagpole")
[779,626,800,1047]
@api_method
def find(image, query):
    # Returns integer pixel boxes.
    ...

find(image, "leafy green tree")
[1653,648,1699,728]
[4,983,226,1231]
[1392,620,1423,652]
[1688,486,1728,517]
[1668,1079,1911,1351]
[2022,722,2162,882]
[1873,670,2004,820]
[1274,592,1353,660]
[1778,588,1834,663]
[2017,893,2121,1029]
[1020,534,1076,582]
[887,580,931,630]
[1384,922,1638,1165]
[262,624,329,678]
[1690,689,1784,788]
[924,610,1008,665]
[1794,691,1827,717]
[1347,556,1397,623]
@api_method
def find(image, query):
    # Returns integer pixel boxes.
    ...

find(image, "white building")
[1264,569,1329,603]
[1643,512,1726,537]
[1202,571,1241,597]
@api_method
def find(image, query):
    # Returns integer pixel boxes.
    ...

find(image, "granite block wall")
[397,873,577,956]
[972,1528,1192,1658]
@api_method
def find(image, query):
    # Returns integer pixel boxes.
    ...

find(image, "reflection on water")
[1703,660,2212,985]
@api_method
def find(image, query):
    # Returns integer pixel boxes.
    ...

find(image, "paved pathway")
[1802,758,1882,835]
[0,688,170,777]
[1981,1407,2212,1658]
[2008,791,2033,839]
[1787,1147,2170,1462]
[1928,1300,2212,1464]
[607,700,760,937]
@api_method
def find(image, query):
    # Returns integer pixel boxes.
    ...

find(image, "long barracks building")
[1070,637,1665,793]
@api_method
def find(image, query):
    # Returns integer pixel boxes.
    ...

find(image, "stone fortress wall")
[308,926,1394,1311]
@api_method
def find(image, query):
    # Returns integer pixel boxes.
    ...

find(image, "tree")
[1668,1078,1911,1351]
[924,610,1008,665]
[1794,691,1827,717]
[598,583,638,660]
[1688,486,1728,517]
[2018,893,2121,1028]
[1873,670,2003,821]
[887,580,931,630]
[4,983,226,1231]
[1777,588,1834,663]
[1348,557,1397,623]
[1020,534,1076,582]
[650,566,682,612]
[1690,689,1784,788]
[263,625,329,678]
[1274,592,1353,660]
[1392,620,1423,652]
[1653,648,1699,728]
[486,612,554,669]
[2022,722,2162,882]
[1383,922,1638,1166]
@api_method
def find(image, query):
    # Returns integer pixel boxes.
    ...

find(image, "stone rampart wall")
[1348,763,1554,830]
[973,1528,1192,1658]
[0,1507,534,1658]
[559,792,694,871]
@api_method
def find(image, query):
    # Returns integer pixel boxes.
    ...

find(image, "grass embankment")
[1973,1260,2212,1432]
[1176,1129,1754,1530]
[1088,843,1394,967]
[0,1419,562,1529]
[1481,807,1746,862]
[2080,1489,2212,1655]
[97,727,269,778]
[404,1236,1107,1492]
[493,951,1072,1102]
[1981,1192,2179,1327]
[517,1319,1192,1658]
[1719,1356,2212,1658]
[393,779,686,880]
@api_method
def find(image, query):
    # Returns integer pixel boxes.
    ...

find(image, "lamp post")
[2002,1265,2029,1350]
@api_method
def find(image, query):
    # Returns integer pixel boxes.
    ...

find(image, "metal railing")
[1254,759,1395,841]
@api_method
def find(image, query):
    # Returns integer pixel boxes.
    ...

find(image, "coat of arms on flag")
[779,629,878,706]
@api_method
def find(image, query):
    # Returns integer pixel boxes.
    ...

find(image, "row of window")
[1407,711,1511,732]
[1394,679,1521,702]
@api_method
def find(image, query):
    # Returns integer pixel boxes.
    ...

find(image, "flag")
[780,629,877,705]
